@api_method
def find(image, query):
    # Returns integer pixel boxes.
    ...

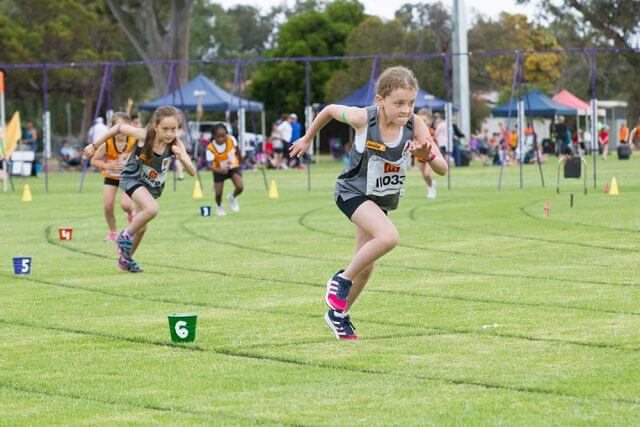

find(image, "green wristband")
[342,109,350,126]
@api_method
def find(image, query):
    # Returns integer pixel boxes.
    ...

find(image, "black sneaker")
[325,269,352,312]
[116,231,133,262]
[324,309,357,340]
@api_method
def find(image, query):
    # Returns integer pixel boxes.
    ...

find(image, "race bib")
[366,154,410,197]
[140,159,170,187]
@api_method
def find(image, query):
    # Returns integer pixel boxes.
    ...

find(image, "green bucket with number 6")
[168,313,198,343]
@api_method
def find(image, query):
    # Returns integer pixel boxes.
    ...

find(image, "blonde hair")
[110,111,131,126]
[375,66,419,98]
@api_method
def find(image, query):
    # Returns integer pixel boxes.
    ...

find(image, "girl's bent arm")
[413,115,448,176]
[174,140,196,176]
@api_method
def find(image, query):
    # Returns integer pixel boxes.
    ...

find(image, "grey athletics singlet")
[119,143,173,199]
[334,105,415,211]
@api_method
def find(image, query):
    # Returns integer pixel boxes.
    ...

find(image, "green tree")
[468,13,563,94]
[189,1,279,84]
[519,0,640,120]
[0,0,148,139]
[250,0,365,119]
[106,0,195,95]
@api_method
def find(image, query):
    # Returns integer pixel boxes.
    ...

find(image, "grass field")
[1,154,639,425]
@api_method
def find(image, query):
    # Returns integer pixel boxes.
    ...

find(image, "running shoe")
[427,181,437,199]
[325,269,351,312]
[228,194,239,212]
[216,206,227,216]
[324,309,357,340]
[104,231,117,243]
[117,256,143,273]
[116,231,133,262]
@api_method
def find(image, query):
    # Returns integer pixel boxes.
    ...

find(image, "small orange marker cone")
[543,200,550,217]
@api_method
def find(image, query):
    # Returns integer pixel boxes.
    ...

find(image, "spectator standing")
[23,121,38,151]
[289,114,303,168]
[277,114,292,169]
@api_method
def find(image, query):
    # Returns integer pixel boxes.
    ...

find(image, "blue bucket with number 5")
[13,257,32,275]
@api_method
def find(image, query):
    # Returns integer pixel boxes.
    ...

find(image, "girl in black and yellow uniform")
[91,112,137,242]
[205,124,243,216]
[84,106,196,273]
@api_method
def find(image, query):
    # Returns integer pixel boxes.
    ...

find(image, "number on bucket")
[175,320,189,338]
[59,228,73,241]
[200,206,211,217]
[14,258,32,274]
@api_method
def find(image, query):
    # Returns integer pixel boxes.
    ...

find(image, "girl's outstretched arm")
[289,105,367,158]
[83,124,147,158]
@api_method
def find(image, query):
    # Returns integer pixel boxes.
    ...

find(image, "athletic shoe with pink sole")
[116,231,133,262]
[325,269,352,312]
[104,231,117,243]
[324,309,357,340]
[117,256,143,273]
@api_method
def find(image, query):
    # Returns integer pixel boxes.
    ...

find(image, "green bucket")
[168,313,198,343]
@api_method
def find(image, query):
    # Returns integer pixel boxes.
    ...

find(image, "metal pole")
[42,65,49,193]
[452,0,470,138]
[305,60,312,191]
[591,98,597,188]
[444,54,452,190]
[589,50,597,188]
[446,101,453,191]
[0,70,7,192]
[66,102,72,142]
[518,98,524,189]
[238,107,246,157]
[260,110,268,190]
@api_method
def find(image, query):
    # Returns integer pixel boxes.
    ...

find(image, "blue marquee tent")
[491,90,576,117]
[139,74,264,112]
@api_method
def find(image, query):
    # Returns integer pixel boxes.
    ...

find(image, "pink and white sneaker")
[104,231,117,243]
[325,269,352,312]
[324,309,357,340]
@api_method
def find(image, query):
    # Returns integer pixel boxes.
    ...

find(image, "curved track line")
[179,219,640,317]
[408,205,635,261]
[6,318,639,406]
[296,209,637,288]
[13,273,640,354]
[520,198,640,236]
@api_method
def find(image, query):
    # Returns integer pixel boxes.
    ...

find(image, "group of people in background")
[265,113,303,169]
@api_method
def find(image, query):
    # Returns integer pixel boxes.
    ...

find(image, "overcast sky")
[214,0,539,23]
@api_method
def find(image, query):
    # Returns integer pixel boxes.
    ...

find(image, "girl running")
[290,66,448,340]
[90,112,136,242]
[205,123,243,216]
[83,106,196,272]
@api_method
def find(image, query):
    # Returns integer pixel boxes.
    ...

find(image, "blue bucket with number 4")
[13,257,32,275]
